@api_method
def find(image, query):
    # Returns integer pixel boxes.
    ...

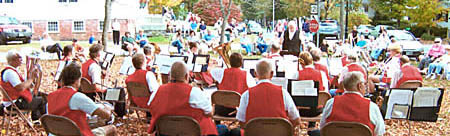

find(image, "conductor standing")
[282,21,302,56]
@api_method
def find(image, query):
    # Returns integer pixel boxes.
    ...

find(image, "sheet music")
[243,60,258,70]
[272,77,286,89]
[284,60,298,79]
[102,61,109,68]
[276,61,285,72]
[193,64,202,72]
[413,87,441,107]
[105,53,114,63]
[291,80,317,96]
[329,57,343,76]
[385,89,413,119]
[391,104,409,119]
[105,88,121,101]
[119,56,134,75]
[54,60,70,80]
[195,56,208,65]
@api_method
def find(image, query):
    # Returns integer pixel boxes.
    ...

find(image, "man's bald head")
[255,60,273,79]
[170,61,188,82]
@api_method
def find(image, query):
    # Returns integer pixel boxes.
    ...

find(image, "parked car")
[370,25,396,38]
[248,21,262,34]
[318,20,340,39]
[387,30,423,59]
[357,25,375,37]
[0,16,32,45]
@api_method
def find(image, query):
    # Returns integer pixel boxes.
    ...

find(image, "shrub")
[420,33,435,41]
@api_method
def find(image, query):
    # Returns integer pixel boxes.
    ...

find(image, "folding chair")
[125,82,151,130]
[320,121,372,136]
[0,86,36,135]
[155,116,201,136]
[301,92,332,122]
[211,90,241,121]
[398,80,423,88]
[244,117,293,136]
[40,114,81,136]
[80,77,97,93]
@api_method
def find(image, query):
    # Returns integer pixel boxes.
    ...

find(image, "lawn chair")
[244,117,293,136]
[155,116,201,136]
[211,90,241,121]
[300,92,332,122]
[0,86,36,134]
[40,114,81,136]
[125,82,151,131]
[320,121,372,136]
[398,80,423,88]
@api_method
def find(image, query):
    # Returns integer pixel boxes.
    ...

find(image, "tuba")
[213,42,231,68]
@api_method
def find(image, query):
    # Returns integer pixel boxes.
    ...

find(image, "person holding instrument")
[368,44,402,93]
[47,63,116,136]
[0,51,46,121]
[81,44,107,100]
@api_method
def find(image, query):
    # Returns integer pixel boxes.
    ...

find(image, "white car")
[386,30,423,59]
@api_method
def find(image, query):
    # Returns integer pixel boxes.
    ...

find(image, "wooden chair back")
[398,80,422,88]
[40,114,82,136]
[318,92,332,106]
[80,77,96,93]
[321,121,372,136]
[244,117,293,136]
[155,116,201,136]
[126,82,150,98]
[211,90,241,108]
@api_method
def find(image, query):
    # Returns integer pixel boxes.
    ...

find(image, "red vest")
[125,69,152,108]
[341,56,350,67]
[326,93,375,134]
[0,67,32,102]
[347,63,367,80]
[395,65,423,88]
[245,82,287,122]
[194,72,214,85]
[48,87,93,136]
[298,68,324,91]
[148,83,217,135]
[81,59,103,92]
[217,68,248,94]
[314,63,330,81]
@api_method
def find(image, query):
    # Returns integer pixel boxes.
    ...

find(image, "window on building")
[99,21,104,31]
[21,21,32,32]
[47,21,59,32]
[69,0,77,2]
[73,21,85,32]
[59,0,77,2]
[5,0,13,3]
[58,0,66,2]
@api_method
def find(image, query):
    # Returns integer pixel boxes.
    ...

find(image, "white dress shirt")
[320,91,385,136]
[210,68,257,88]
[384,56,401,79]
[88,61,102,84]
[145,71,160,94]
[1,66,27,106]
[112,21,120,31]
[236,79,300,122]
[148,85,212,114]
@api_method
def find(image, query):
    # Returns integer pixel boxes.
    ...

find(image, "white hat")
[434,38,442,43]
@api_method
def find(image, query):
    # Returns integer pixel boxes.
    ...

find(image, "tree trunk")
[102,0,112,51]
[340,0,345,40]
[397,17,401,28]
[219,0,233,45]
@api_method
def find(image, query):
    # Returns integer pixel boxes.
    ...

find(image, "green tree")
[370,0,409,27]
[281,0,315,19]
[407,0,444,34]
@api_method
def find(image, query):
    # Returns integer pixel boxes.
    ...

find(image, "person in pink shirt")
[418,38,446,70]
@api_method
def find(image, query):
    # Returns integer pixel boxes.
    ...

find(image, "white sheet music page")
[291,80,317,96]
[413,87,440,107]
[105,88,120,101]
[329,57,343,76]
[385,89,413,119]
[243,60,258,70]
[119,56,134,75]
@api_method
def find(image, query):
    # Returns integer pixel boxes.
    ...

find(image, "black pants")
[299,107,323,128]
[113,30,120,45]
[3,97,47,121]
[42,43,63,60]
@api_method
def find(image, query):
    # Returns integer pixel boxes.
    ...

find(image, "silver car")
[387,30,423,59]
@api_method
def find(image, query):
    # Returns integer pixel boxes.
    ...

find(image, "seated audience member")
[426,46,450,80]
[266,44,281,59]
[125,53,159,109]
[122,32,139,56]
[81,44,107,100]
[240,33,253,56]
[148,61,218,136]
[0,51,46,121]
[418,38,445,70]
[368,45,402,92]
[256,32,268,54]
[40,33,63,60]
[295,52,324,91]
[391,56,423,88]
[187,30,200,44]
[231,60,300,136]
[203,30,216,48]
[136,30,148,48]
[334,52,367,96]
[47,63,116,136]
[316,72,385,136]
[171,30,185,54]
[211,53,256,117]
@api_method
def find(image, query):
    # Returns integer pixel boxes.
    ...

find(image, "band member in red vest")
[335,52,367,95]
[81,44,107,100]
[143,46,154,71]
[318,72,385,136]
[310,48,330,89]
[294,52,324,91]
[391,56,423,88]
[47,63,116,136]
[125,53,160,109]
[148,61,218,135]
[62,45,75,61]
[231,60,300,136]
[266,44,282,59]
[211,53,256,117]
[188,42,214,86]
[0,51,46,121]
[369,45,402,92]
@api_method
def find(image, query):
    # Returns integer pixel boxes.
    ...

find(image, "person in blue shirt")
[203,30,216,47]
[88,34,95,44]
[199,21,207,38]
[190,21,198,33]
[240,33,253,56]
[136,30,148,48]
[171,30,184,54]
[256,32,268,54]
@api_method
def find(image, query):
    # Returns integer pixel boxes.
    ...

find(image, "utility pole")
[316,0,320,47]
[273,0,275,32]
[345,0,349,40]
[340,0,345,41]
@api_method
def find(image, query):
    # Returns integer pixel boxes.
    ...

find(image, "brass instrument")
[213,42,231,68]
[26,56,42,95]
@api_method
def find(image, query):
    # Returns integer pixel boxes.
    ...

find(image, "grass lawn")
[0,41,93,53]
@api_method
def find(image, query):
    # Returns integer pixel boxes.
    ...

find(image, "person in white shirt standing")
[112,18,121,46]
